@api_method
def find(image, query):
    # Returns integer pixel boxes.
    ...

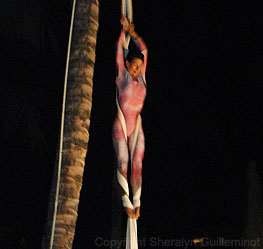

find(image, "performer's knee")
[131,159,142,176]
[117,158,129,176]
[133,157,142,168]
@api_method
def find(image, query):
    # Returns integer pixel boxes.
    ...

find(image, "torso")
[116,72,146,137]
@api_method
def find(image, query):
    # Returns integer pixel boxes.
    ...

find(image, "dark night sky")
[1,1,263,248]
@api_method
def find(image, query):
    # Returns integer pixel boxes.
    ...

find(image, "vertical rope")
[49,0,77,248]
[121,0,133,47]
[119,2,140,249]
[127,0,133,23]
[121,0,126,18]
[122,0,133,22]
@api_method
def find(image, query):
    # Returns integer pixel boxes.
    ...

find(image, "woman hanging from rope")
[113,16,148,220]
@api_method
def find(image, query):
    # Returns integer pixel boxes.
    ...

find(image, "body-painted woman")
[113,16,148,219]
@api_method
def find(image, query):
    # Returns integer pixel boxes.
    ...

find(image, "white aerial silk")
[116,94,141,249]
[121,0,133,23]
[116,2,141,248]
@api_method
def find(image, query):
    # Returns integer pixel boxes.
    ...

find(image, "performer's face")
[126,58,143,79]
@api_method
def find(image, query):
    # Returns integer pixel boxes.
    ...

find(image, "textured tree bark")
[42,1,99,249]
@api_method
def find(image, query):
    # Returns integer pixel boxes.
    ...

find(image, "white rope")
[127,0,133,23]
[116,95,141,249]
[116,104,140,249]
[126,218,138,249]
[117,169,129,196]
[122,0,133,22]
[121,0,125,18]
[49,0,77,248]
[122,0,132,47]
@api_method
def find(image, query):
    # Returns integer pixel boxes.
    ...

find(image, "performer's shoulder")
[117,70,131,87]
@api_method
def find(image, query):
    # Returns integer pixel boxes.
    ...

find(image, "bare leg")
[129,122,145,219]
[113,118,136,219]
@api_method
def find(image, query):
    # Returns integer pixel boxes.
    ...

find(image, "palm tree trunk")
[42,0,99,248]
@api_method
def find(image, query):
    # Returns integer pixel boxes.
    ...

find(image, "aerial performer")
[112,0,148,248]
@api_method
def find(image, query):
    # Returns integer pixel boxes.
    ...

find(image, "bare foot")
[125,207,136,219]
[135,207,140,219]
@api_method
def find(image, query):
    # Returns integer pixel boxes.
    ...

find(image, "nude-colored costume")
[112,30,147,208]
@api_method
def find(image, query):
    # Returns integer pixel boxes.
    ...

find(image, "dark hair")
[126,50,144,63]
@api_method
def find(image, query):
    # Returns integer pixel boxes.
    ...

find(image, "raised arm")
[116,16,130,77]
[116,30,128,75]
[129,24,148,77]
